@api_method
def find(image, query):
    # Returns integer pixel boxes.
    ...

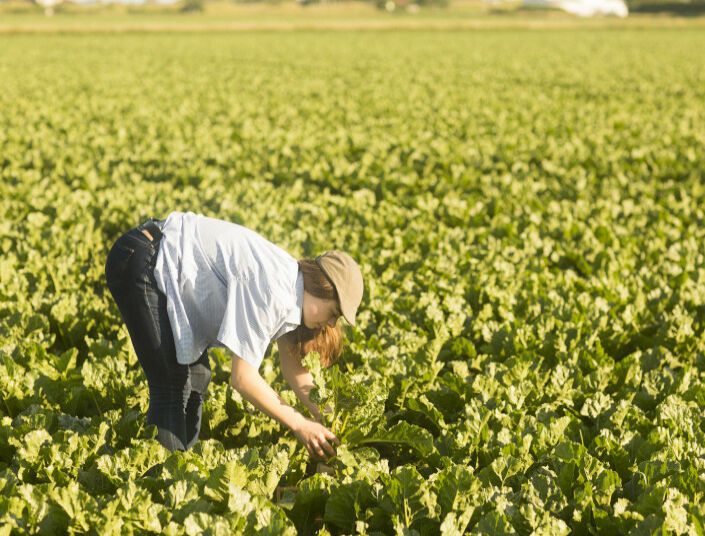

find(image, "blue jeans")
[104,218,211,451]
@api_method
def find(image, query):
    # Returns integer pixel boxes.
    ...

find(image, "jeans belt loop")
[143,220,164,244]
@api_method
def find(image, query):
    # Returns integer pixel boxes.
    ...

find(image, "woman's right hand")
[292,418,340,460]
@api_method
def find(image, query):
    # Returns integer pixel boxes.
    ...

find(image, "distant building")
[35,0,62,15]
[522,0,628,16]
[33,0,179,14]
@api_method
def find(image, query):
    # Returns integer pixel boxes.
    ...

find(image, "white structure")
[522,0,628,16]
[35,0,62,16]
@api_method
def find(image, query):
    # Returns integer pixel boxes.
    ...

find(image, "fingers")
[298,421,340,460]
[325,430,340,446]
[309,436,336,459]
[305,442,316,459]
[310,439,326,459]
[321,438,336,458]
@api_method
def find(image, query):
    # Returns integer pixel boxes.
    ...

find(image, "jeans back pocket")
[105,242,136,291]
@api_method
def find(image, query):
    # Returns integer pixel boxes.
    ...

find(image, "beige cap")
[315,251,364,326]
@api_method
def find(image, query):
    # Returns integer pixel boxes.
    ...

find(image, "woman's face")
[302,291,342,330]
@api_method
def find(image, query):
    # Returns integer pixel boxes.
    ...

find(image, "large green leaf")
[348,421,436,458]
[378,466,439,530]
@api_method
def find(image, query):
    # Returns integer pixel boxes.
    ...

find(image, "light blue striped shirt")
[152,211,303,369]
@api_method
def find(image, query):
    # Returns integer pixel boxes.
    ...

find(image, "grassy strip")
[1,0,704,33]
[1,15,705,33]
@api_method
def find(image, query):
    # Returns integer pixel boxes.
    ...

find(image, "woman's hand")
[292,418,340,460]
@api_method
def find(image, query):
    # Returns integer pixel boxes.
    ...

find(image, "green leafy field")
[1,29,704,534]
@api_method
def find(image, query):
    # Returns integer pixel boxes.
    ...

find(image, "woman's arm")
[230,355,307,431]
[277,336,323,422]
[230,354,338,459]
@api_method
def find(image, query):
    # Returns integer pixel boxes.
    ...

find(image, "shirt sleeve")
[216,277,282,371]
[272,322,298,341]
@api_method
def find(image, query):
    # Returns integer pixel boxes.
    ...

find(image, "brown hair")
[280,259,344,368]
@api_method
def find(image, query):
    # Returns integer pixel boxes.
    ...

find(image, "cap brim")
[341,307,356,326]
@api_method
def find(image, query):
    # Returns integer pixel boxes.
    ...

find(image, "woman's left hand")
[292,418,340,460]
